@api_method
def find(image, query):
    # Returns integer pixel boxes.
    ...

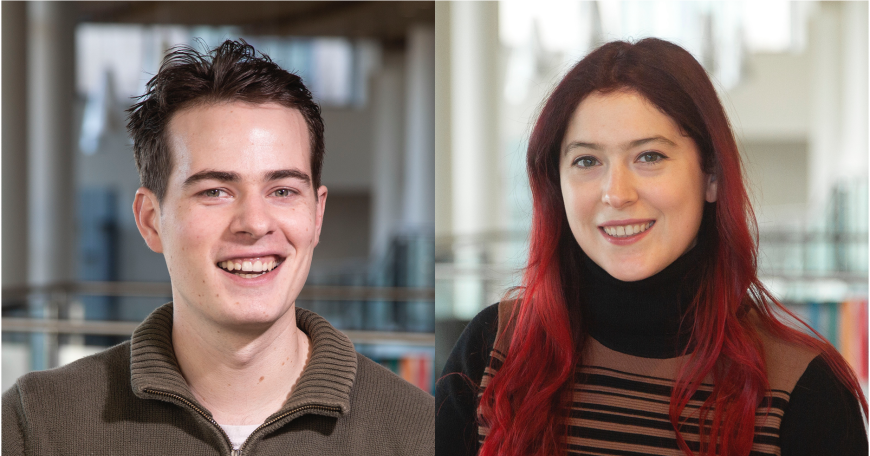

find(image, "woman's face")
[559,90,717,282]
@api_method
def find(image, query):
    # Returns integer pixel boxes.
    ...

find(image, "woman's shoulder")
[438,304,501,384]
[435,304,501,456]
[780,355,868,454]
[452,303,501,365]
[749,314,821,394]
[435,304,498,455]
[748,314,867,450]
[474,302,501,330]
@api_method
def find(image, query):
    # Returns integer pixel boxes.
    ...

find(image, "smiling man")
[3,40,434,455]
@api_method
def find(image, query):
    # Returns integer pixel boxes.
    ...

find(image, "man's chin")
[214,306,297,334]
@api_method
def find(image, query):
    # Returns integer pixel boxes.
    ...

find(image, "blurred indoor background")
[2,2,435,393]
[435,0,868,394]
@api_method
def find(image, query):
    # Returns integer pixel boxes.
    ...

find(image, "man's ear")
[313,185,328,247]
[133,187,164,253]
[705,174,718,203]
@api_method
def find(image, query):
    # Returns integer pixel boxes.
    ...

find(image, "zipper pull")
[231,449,240,456]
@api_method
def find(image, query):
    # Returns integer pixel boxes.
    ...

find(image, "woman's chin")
[597,257,663,282]
[606,268,653,282]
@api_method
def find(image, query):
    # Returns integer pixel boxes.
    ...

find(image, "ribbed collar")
[581,242,706,359]
[130,303,357,419]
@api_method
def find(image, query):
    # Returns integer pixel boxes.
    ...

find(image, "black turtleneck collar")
[580,241,707,359]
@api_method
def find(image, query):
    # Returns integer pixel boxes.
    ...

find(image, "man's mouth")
[216,256,283,279]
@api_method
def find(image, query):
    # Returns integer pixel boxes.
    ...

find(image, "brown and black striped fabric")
[476,301,819,456]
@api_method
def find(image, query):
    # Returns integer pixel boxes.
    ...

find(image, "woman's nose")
[601,165,638,208]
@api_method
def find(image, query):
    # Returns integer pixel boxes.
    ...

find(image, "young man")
[3,40,433,455]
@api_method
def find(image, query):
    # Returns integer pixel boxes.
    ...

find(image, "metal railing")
[2,282,435,302]
[2,282,435,347]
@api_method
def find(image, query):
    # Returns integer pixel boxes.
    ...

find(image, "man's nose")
[230,194,275,239]
[601,164,638,209]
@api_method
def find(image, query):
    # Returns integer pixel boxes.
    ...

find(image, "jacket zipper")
[144,388,340,456]
[237,404,341,454]
[144,389,236,454]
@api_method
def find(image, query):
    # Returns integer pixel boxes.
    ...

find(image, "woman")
[436,39,867,456]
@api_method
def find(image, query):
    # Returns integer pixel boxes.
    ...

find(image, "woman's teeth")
[217,259,279,278]
[602,222,654,238]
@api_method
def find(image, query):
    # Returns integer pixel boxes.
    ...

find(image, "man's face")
[134,101,327,331]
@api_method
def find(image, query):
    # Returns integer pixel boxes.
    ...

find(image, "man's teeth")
[217,258,279,276]
[603,222,654,238]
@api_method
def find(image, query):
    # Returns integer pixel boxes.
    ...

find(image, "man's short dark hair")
[127,39,325,202]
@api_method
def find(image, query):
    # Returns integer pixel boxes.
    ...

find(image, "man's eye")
[573,156,600,168]
[273,188,295,197]
[203,189,226,197]
[638,152,666,163]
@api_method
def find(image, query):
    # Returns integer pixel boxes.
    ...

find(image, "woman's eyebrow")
[563,135,677,156]
[627,135,677,149]
[563,141,603,155]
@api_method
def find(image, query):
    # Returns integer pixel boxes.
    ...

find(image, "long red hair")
[478,38,867,456]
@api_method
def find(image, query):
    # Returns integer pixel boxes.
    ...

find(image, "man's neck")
[171,303,311,426]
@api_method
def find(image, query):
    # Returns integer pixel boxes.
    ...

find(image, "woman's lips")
[598,221,655,246]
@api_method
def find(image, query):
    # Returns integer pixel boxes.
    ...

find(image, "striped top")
[436,303,867,456]
[475,301,822,456]
[479,346,789,456]
[438,242,867,455]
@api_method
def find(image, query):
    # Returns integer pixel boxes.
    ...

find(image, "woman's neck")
[580,242,706,358]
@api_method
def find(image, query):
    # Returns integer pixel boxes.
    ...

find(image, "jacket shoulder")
[354,353,434,410]
[351,354,434,453]
[6,341,133,432]
[3,342,134,455]
[12,341,131,398]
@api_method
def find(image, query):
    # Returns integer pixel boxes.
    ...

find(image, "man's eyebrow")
[181,168,312,188]
[182,170,240,188]
[562,135,677,156]
[265,169,311,186]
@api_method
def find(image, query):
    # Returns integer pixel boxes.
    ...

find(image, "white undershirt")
[219,423,260,450]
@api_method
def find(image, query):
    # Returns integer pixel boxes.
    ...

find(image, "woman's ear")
[705,174,718,203]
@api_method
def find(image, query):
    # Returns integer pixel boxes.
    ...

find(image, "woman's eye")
[637,152,666,163]
[573,156,600,168]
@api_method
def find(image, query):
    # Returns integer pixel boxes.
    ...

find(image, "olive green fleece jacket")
[2,303,434,455]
